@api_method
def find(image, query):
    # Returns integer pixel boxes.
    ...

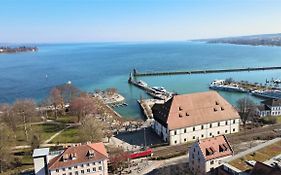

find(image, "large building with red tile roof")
[33,142,108,175]
[152,91,240,145]
[189,135,234,175]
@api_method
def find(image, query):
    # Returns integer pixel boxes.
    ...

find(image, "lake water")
[1,41,281,119]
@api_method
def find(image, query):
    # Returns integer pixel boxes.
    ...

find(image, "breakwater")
[132,66,281,77]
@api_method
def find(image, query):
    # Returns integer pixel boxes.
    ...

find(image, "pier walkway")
[132,66,281,77]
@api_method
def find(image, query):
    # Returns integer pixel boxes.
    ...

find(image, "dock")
[128,73,175,100]
[138,99,165,119]
[132,66,281,77]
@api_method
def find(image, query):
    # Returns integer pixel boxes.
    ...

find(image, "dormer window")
[214,108,217,112]
[179,106,183,111]
[221,107,224,111]
[179,113,183,118]
[87,150,95,158]
[219,144,228,152]
[215,101,219,105]
[186,112,189,116]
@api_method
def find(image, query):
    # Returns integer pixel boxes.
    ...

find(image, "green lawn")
[15,123,66,145]
[229,140,281,171]
[50,126,80,144]
[48,115,78,124]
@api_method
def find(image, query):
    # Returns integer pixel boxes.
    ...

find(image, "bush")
[261,116,277,124]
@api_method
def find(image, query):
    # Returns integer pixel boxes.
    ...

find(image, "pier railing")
[132,66,281,77]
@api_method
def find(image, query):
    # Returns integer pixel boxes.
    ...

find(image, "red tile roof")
[152,91,240,130]
[48,142,108,170]
[198,135,233,161]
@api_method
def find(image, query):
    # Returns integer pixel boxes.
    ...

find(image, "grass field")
[15,123,66,145]
[229,140,281,171]
[50,126,80,144]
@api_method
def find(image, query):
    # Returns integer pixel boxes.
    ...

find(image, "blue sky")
[1,0,281,43]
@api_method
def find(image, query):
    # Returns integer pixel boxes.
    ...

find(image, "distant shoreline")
[0,46,38,54]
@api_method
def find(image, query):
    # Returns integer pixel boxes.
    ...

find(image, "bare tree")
[0,104,17,134]
[70,96,96,123]
[106,88,118,96]
[30,133,41,150]
[109,148,130,175]
[0,123,15,173]
[57,83,80,103]
[49,88,64,119]
[236,97,256,126]
[12,99,36,141]
[79,116,104,143]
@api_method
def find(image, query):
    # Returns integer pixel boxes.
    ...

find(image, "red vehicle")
[128,148,153,159]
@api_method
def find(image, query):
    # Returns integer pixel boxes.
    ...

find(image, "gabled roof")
[48,142,108,170]
[197,135,233,161]
[152,91,240,130]
[262,99,281,107]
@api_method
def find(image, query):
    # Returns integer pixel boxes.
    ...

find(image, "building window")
[233,128,236,132]
[210,123,212,128]
[63,174,66,175]
[174,140,177,144]
[233,120,236,124]
[174,130,177,135]
[184,129,186,133]
[69,173,72,175]
[217,131,220,135]
[209,133,212,136]
[226,121,228,125]
[81,164,84,167]
[193,136,195,139]
[92,162,96,166]
[210,160,214,165]
[75,171,78,175]
[225,130,228,133]
[87,169,90,173]
[56,169,59,172]
[63,168,66,171]
[93,167,96,172]
[218,122,220,126]
[201,125,204,129]
[68,167,72,170]
[74,166,78,169]
[98,166,102,171]
[81,170,84,174]
[184,138,187,142]
[201,134,204,138]
[87,163,90,166]
[193,127,195,131]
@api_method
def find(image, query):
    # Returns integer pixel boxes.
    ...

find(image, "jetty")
[128,73,175,100]
[132,66,281,77]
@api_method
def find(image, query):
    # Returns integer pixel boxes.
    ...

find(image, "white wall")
[34,157,47,175]
[168,119,240,145]
[49,160,108,175]
[189,142,233,175]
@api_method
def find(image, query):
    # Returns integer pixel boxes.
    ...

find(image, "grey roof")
[33,148,50,158]
[262,99,281,107]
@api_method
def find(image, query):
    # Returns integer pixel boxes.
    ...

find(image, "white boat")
[251,89,281,99]
[138,80,148,87]
[209,80,247,93]
[152,86,167,93]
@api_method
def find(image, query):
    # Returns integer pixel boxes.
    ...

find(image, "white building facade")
[256,99,281,117]
[152,91,240,145]
[189,135,234,175]
[33,142,108,175]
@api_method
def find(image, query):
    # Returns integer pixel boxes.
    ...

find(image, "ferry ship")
[251,89,281,99]
[209,80,248,93]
